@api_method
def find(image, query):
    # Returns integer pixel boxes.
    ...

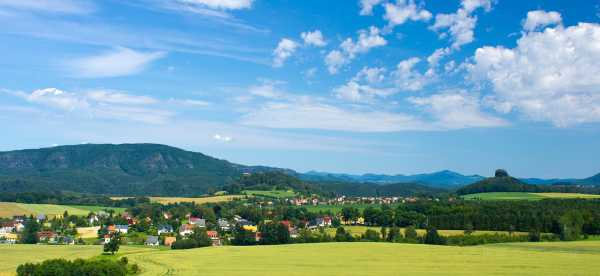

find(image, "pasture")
[0,202,124,218]
[2,242,600,275]
[461,192,600,201]
[110,195,246,205]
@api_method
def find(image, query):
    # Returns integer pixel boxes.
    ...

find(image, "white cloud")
[249,81,283,98]
[301,30,327,47]
[356,66,386,84]
[168,99,212,107]
[325,26,387,74]
[272,38,298,67]
[240,101,427,132]
[175,0,253,10]
[522,10,562,32]
[87,90,158,105]
[334,67,392,102]
[468,22,600,127]
[213,134,233,142]
[359,0,384,16]
[66,47,166,78]
[382,0,432,30]
[408,91,508,129]
[393,57,431,91]
[0,0,93,14]
[430,0,492,49]
[24,88,88,111]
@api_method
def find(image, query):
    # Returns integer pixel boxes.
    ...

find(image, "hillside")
[0,144,260,196]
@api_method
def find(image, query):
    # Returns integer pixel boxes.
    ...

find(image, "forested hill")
[0,143,276,196]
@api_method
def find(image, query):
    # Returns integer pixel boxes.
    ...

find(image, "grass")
[2,242,600,275]
[242,190,297,198]
[325,226,529,237]
[461,192,600,201]
[0,202,124,218]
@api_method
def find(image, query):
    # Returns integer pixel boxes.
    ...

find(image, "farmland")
[461,192,600,201]
[326,225,529,237]
[242,190,297,198]
[110,195,246,205]
[2,242,600,275]
[0,202,125,218]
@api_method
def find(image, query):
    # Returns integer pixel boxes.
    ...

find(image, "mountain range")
[0,144,598,196]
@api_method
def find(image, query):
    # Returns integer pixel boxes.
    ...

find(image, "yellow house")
[0,233,18,243]
[242,225,258,232]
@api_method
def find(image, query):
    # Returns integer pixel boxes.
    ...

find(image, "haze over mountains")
[0,144,597,196]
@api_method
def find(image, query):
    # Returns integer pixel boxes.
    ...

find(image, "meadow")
[461,192,600,201]
[3,242,600,275]
[242,190,297,198]
[0,202,125,218]
[110,195,246,205]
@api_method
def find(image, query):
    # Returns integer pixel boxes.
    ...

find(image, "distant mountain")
[579,173,600,185]
[300,170,484,187]
[0,143,278,196]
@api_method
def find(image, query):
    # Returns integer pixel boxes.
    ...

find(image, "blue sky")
[1,0,600,178]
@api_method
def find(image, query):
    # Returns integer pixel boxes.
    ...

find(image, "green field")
[242,190,297,198]
[0,202,125,218]
[303,203,400,213]
[3,242,600,275]
[462,192,600,201]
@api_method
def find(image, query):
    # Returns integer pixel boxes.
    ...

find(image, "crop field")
[110,195,246,205]
[461,192,600,201]
[325,226,529,237]
[0,202,124,218]
[242,190,297,198]
[2,242,600,275]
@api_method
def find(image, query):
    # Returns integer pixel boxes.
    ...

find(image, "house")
[13,216,26,222]
[61,236,75,245]
[189,217,206,227]
[217,219,231,231]
[179,224,195,236]
[242,225,258,232]
[206,231,221,246]
[0,233,17,244]
[37,231,57,242]
[14,222,24,232]
[145,236,159,246]
[115,225,129,234]
[164,236,177,247]
[0,223,14,234]
[158,224,174,235]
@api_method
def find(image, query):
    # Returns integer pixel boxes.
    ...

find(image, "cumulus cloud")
[408,91,508,129]
[249,81,284,99]
[325,26,387,74]
[393,57,432,91]
[301,30,327,47]
[383,0,432,30]
[522,10,562,32]
[468,22,600,126]
[66,47,165,78]
[213,134,232,142]
[24,88,88,111]
[272,38,298,67]
[430,0,492,49]
[359,0,384,16]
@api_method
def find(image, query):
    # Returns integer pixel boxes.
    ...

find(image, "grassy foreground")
[0,202,125,218]
[461,192,600,201]
[2,242,600,275]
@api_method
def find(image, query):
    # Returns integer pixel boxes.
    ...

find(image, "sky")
[1,0,600,179]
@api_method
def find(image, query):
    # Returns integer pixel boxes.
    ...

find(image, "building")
[37,231,57,242]
[179,224,195,236]
[158,224,174,235]
[0,233,17,244]
[206,231,221,246]
[36,214,46,222]
[145,236,159,246]
[115,225,129,234]
[164,236,176,247]
[217,219,231,231]
[189,217,206,227]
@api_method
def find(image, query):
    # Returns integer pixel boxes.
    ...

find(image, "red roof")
[37,231,56,238]
[206,231,219,238]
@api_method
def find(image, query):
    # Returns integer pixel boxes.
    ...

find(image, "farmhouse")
[0,233,17,244]
[179,224,195,236]
[158,224,174,235]
[164,236,177,247]
[218,218,231,231]
[189,217,206,227]
[37,231,57,242]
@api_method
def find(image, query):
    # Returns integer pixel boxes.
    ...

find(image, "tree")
[342,207,360,224]
[334,227,354,242]
[189,228,211,247]
[260,222,290,245]
[424,228,445,245]
[362,229,380,241]
[387,226,402,242]
[559,210,584,241]
[380,227,387,241]
[20,218,40,244]
[103,232,121,255]
[232,226,257,246]
[464,222,474,235]
[404,225,418,242]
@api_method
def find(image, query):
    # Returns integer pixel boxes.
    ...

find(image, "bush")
[16,257,137,276]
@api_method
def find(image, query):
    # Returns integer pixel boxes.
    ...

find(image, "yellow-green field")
[3,242,600,275]
[0,202,124,218]
[462,192,600,201]
[242,190,297,198]
[110,195,246,205]
[326,226,529,237]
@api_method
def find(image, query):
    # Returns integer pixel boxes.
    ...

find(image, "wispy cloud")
[0,0,94,14]
[65,47,165,78]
